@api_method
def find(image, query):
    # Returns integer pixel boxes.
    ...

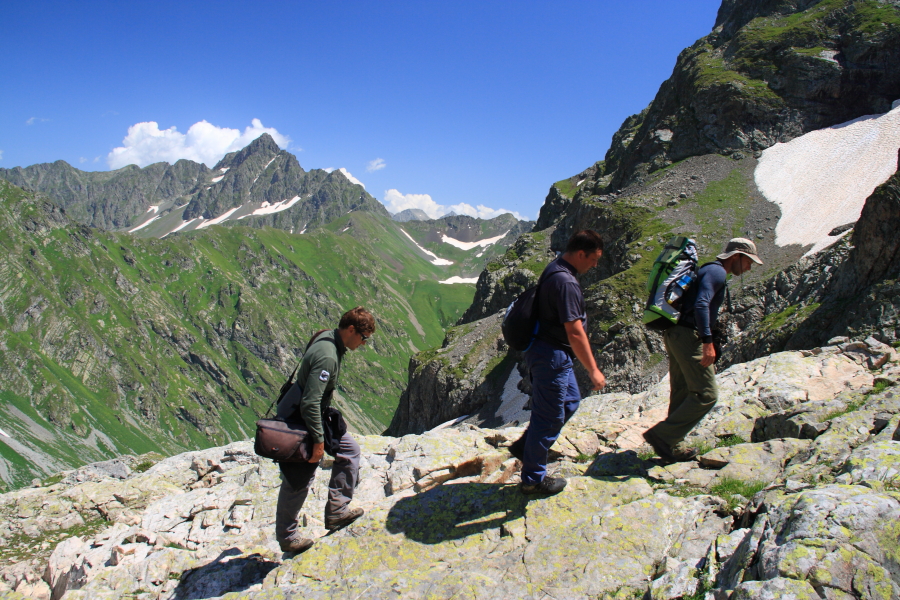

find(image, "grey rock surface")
[3,345,900,599]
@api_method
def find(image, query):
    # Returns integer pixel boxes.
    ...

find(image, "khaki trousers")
[653,325,718,446]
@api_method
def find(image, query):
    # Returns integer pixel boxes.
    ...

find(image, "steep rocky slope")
[0,180,474,491]
[392,0,900,435]
[2,339,898,599]
[577,0,900,196]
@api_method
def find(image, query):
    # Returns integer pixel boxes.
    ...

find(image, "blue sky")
[1,1,722,221]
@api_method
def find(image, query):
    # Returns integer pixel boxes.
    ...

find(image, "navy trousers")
[521,339,582,485]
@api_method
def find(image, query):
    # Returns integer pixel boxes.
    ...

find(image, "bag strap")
[262,330,337,418]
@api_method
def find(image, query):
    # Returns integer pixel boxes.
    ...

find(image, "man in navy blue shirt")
[511,230,607,495]
[643,238,762,463]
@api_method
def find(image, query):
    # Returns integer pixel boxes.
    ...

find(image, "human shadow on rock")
[172,548,279,600]
[585,449,657,478]
[385,482,529,544]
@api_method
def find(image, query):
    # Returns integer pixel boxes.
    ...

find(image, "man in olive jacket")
[274,306,375,553]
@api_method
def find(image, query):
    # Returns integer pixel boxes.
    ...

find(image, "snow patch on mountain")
[441,231,509,251]
[755,104,900,256]
[248,195,302,216]
[400,229,453,266]
[128,215,161,233]
[196,206,242,229]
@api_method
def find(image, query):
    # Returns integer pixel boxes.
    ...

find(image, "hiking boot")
[507,434,526,461]
[642,428,675,463]
[520,476,567,495]
[279,537,314,554]
[671,443,698,462]
[325,507,364,531]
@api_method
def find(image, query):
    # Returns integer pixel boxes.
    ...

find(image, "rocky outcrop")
[585,0,900,195]
[386,312,515,435]
[2,341,899,599]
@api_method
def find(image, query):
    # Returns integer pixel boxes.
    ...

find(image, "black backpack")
[501,270,564,351]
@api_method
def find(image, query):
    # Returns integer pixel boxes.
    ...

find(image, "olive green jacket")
[276,329,346,443]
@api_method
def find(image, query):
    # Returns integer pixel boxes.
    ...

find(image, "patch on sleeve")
[319,370,330,382]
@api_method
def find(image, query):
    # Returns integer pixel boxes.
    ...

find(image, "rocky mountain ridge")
[2,337,899,599]
[0,134,389,240]
[391,208,430,222]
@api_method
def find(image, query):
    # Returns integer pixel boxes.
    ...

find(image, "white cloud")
[366,158,386,172]
[107,118,291,169]
[0,150,3,160]
[383,189,445,219]
[446,202,527,221]
[382,189,525,220]
[93,156,100,163]
[79,157,87,164]
[26,117,49,125]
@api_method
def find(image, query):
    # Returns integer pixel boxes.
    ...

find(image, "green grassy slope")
[0,181,474,490]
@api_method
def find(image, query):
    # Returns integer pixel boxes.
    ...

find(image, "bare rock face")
[3,344,900,599]
[386,312,514,436]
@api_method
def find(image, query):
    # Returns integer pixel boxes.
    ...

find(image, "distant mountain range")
[0,135,533,277]
[392,208,431,222]
[0,178,484,490]
[0,134,388,238]
[398,213,534,276]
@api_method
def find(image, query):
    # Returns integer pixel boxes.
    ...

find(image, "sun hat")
[717,237,763,264]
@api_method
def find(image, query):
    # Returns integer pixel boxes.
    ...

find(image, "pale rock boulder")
[731,577,822,600]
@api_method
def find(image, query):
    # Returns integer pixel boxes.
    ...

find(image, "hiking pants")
[654,325,718,446]
[274,431,360,543]
[521,339,581,485]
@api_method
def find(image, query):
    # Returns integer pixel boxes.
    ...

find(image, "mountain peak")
[247,132,281,154]
[214,133,283,171]
[392,208,431,222]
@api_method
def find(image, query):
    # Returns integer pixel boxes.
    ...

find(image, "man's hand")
[308,442,324,463]
[699,342,716,367]
[564,320,606,390]
[589,368,606,391]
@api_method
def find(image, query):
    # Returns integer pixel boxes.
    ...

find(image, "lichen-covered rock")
[731,577,822,600]
[4,345,900,600]
[698,439,811,483]
[839,440,900,487]
[699,482,900,600]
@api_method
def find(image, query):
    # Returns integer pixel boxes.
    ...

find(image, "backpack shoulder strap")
[262,330,338,418]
